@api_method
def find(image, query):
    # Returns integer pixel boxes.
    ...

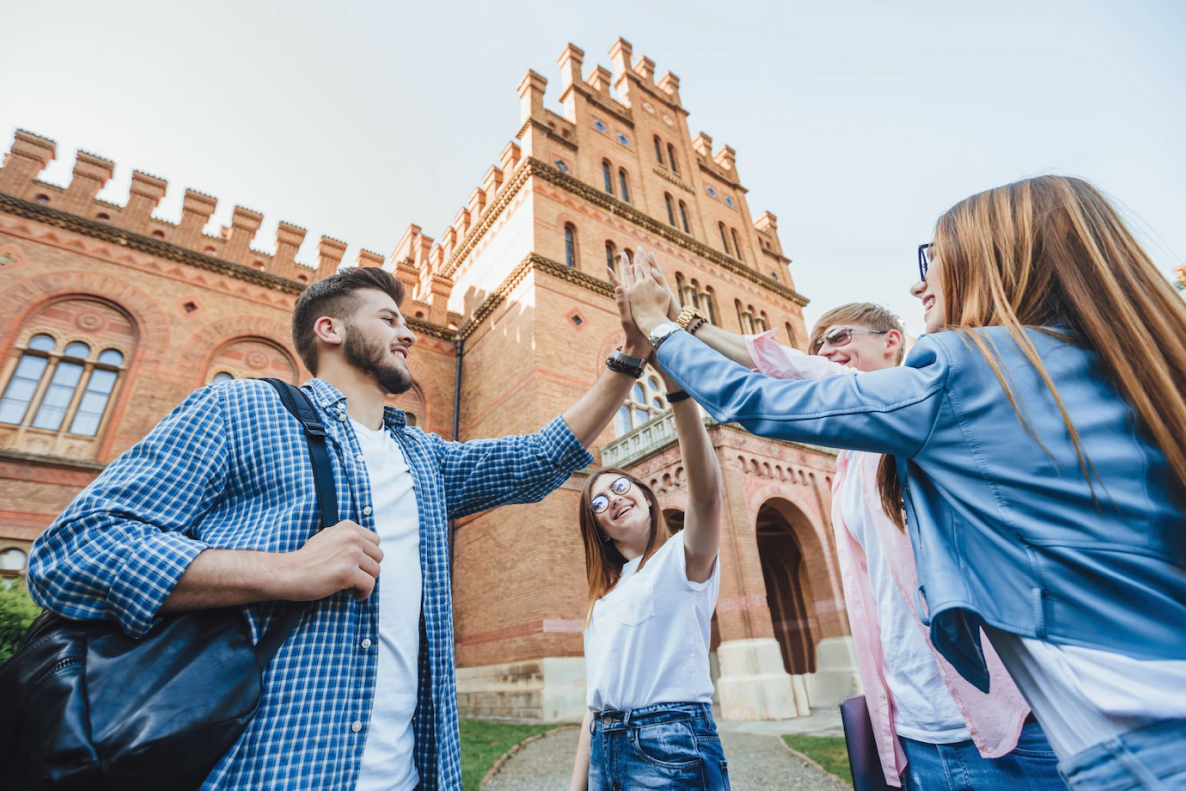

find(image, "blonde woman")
[624,177,1186,791]
[568,257,727,791]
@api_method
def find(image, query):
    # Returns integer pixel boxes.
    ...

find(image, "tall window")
[0,334,127,438]
[565,224,577,268]
[678,201,690,233]
[735,301,755,334]
[785,322,797,348]
[618,169,630,203]
[605,241,617,276]
[602,161,614,195]
[732,228,745,262]
[665,194,677,226]
[623,248,634,266]
[653,135,664,164]
[667,143,679,174]
[614,372,670,436]
[755,310,769,333]
[675,273,687,306]
[719,222,731,255]
[703,287,717,325]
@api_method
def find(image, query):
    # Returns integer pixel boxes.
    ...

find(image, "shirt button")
[351,720,363,733]
[338,414,348,422]
[356,453,365,463]
[361,638,372,649]
[363,506,373,516]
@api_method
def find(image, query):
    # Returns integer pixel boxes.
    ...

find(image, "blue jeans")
[589,702,730,790]
[1058,719,1186,791]
[900,720,1067,790]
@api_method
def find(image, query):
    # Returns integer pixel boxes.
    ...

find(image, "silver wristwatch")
[648,321,680,351]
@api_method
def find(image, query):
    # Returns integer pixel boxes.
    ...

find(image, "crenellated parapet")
[0,129,366,287]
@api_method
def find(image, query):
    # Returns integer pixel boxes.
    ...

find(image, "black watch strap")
[606,349,645,379]
[666,390,692,403]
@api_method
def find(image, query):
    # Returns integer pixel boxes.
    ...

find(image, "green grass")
[782,734,853,787]
[459,719,572,791]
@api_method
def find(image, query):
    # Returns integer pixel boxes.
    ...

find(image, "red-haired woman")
[568,258,727,791]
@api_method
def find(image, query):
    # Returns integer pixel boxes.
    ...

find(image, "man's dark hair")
[292,267,405,374]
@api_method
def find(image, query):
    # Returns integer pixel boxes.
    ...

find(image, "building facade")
[0,37,857,721]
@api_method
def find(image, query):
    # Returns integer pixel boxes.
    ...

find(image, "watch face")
[653,322,676,338]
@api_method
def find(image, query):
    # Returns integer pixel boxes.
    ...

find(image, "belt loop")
[622,707,632,727]
[701,702,711,721]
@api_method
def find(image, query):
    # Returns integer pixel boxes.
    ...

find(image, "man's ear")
[884,329,903,359]
[313,316,344,348]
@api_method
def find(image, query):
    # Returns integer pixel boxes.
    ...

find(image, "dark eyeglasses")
[918,243,933,282]
[812,326,888,354]
[590,476,632,515]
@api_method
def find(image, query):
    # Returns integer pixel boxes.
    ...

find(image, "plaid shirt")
[28,378,593,790]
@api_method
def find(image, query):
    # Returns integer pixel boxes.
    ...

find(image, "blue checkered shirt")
[28,378,594,790]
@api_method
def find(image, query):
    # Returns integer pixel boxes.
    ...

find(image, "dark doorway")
[756,502,817,674]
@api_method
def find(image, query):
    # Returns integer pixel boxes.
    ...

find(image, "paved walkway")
[485,715,847,790]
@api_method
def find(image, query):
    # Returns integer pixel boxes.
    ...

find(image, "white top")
[985,626,1186,760]
[839,452,971,744]
[584,531,720,712]
[352,420,423,791]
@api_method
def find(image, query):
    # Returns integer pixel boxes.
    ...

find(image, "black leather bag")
[0,379,337,791]
[840,695,895,791]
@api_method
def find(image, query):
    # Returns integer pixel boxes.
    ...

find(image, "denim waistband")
[1059,718,1186,790]
[593,702,714,731]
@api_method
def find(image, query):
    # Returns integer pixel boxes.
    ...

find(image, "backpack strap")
[254,378,342,664]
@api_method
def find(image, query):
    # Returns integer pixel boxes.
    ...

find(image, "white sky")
[2,0,1182,335]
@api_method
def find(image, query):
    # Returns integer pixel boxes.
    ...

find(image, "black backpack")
[0,379,338,791]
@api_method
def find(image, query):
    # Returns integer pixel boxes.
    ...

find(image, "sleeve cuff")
[744,329,779,372]
[540,415,596,474]
[107,531,209,638]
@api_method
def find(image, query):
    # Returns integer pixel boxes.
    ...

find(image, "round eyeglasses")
[590,476,632,515]
[812,326,888,354]
[918,243,933,282]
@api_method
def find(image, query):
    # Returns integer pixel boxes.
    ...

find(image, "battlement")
[0,129,366,286]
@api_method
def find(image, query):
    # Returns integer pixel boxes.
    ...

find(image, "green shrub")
[0,580,42,663]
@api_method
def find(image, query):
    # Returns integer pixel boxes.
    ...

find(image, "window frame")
[565,223,578,268]
[602,160,614,195]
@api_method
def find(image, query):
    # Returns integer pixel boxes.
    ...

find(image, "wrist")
[260,551,300,601]
[622,343,650,360]
[635,312,664,338]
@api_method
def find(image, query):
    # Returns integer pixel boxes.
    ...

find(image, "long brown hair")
[878,175,1186,527]
[578,468,673,623]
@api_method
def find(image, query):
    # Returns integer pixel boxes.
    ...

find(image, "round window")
[593,119,607,132]
[554,159,569,173]
[616,134,630,146]
[706,186,718,198]
[725,196,735,208]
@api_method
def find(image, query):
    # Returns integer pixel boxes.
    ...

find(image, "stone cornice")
[447,157,807,307]
[406,315,454,341]
[0,448,107,472]
[698,161,746,193]
[0,191,305,295]
[652,165,695,194]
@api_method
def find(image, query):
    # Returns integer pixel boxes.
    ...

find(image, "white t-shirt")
[839,452,970,744]
[584,530,720,712]
[985,626,1186,760]
[352,420,423,791]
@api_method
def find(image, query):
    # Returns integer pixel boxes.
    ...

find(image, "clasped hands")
[608,246,683,363]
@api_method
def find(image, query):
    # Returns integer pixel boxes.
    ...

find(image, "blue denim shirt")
[28,377,594,789]
[657,327,1186,692]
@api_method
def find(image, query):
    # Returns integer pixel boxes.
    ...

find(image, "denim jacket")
[657,327,1186,692]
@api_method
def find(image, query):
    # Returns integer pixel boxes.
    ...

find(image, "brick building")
[0,37,857,721]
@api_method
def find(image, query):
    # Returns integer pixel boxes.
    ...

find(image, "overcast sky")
[2,0,1182,334]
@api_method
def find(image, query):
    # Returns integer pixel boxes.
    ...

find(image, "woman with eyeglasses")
[623,176,1186,791]
[568,256,727,791]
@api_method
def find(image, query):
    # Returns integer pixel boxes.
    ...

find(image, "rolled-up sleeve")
[745,329,852,380]
[434,415,594,519]
[27,386,229,638]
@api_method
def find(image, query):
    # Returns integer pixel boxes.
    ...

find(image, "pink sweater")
[745,331,1031,787]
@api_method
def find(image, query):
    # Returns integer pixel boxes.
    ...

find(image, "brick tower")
[0,37,858,722]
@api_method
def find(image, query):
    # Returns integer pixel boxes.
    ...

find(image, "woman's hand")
[608,252,657,359]
[622,251,675,338]
[637,246,681,321]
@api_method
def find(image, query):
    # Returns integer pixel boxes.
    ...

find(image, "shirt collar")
[302,378,408,430]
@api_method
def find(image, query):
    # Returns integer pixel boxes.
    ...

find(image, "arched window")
[605,241,617,277]
[719,222,731,254]
[732,228,745,262]
[618,169,630,203]
[623,248,634,266]
[206,338,298,385]
[665,194,676,226]
[667,143,679,174]
[602,161,614,195]
[675,273,687,306]
[755,310,769,333]
[683,279,698,309]
[678,201,690,233]
[653,135,664,164]
[565,223,577,268]
[703,287,717,325]
[615,371,670,436]
[785,322,797,348]
[735,300,755,334]
[212,372,234,385]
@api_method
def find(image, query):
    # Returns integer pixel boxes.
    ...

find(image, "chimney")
[271,221,307,279]
[0,130,56,198]
[633,56,656,84]
[693,132,713,158]
[517,70,548,126]
[116,170,167,232]
[558,43,585,91]
[315,236,348,281]
[713,144,737,172]
[175,189,218,249]
[357,249,384,268]
[609,37,633,78]
[59,151,115,214]
[658,72,682,105]
[222,205,265,264]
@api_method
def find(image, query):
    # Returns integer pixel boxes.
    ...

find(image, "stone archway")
[756,500,818,675]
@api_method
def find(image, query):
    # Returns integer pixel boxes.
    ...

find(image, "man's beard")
[342,323,414,396]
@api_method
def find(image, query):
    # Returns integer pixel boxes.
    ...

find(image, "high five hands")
[606,246,682,351]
